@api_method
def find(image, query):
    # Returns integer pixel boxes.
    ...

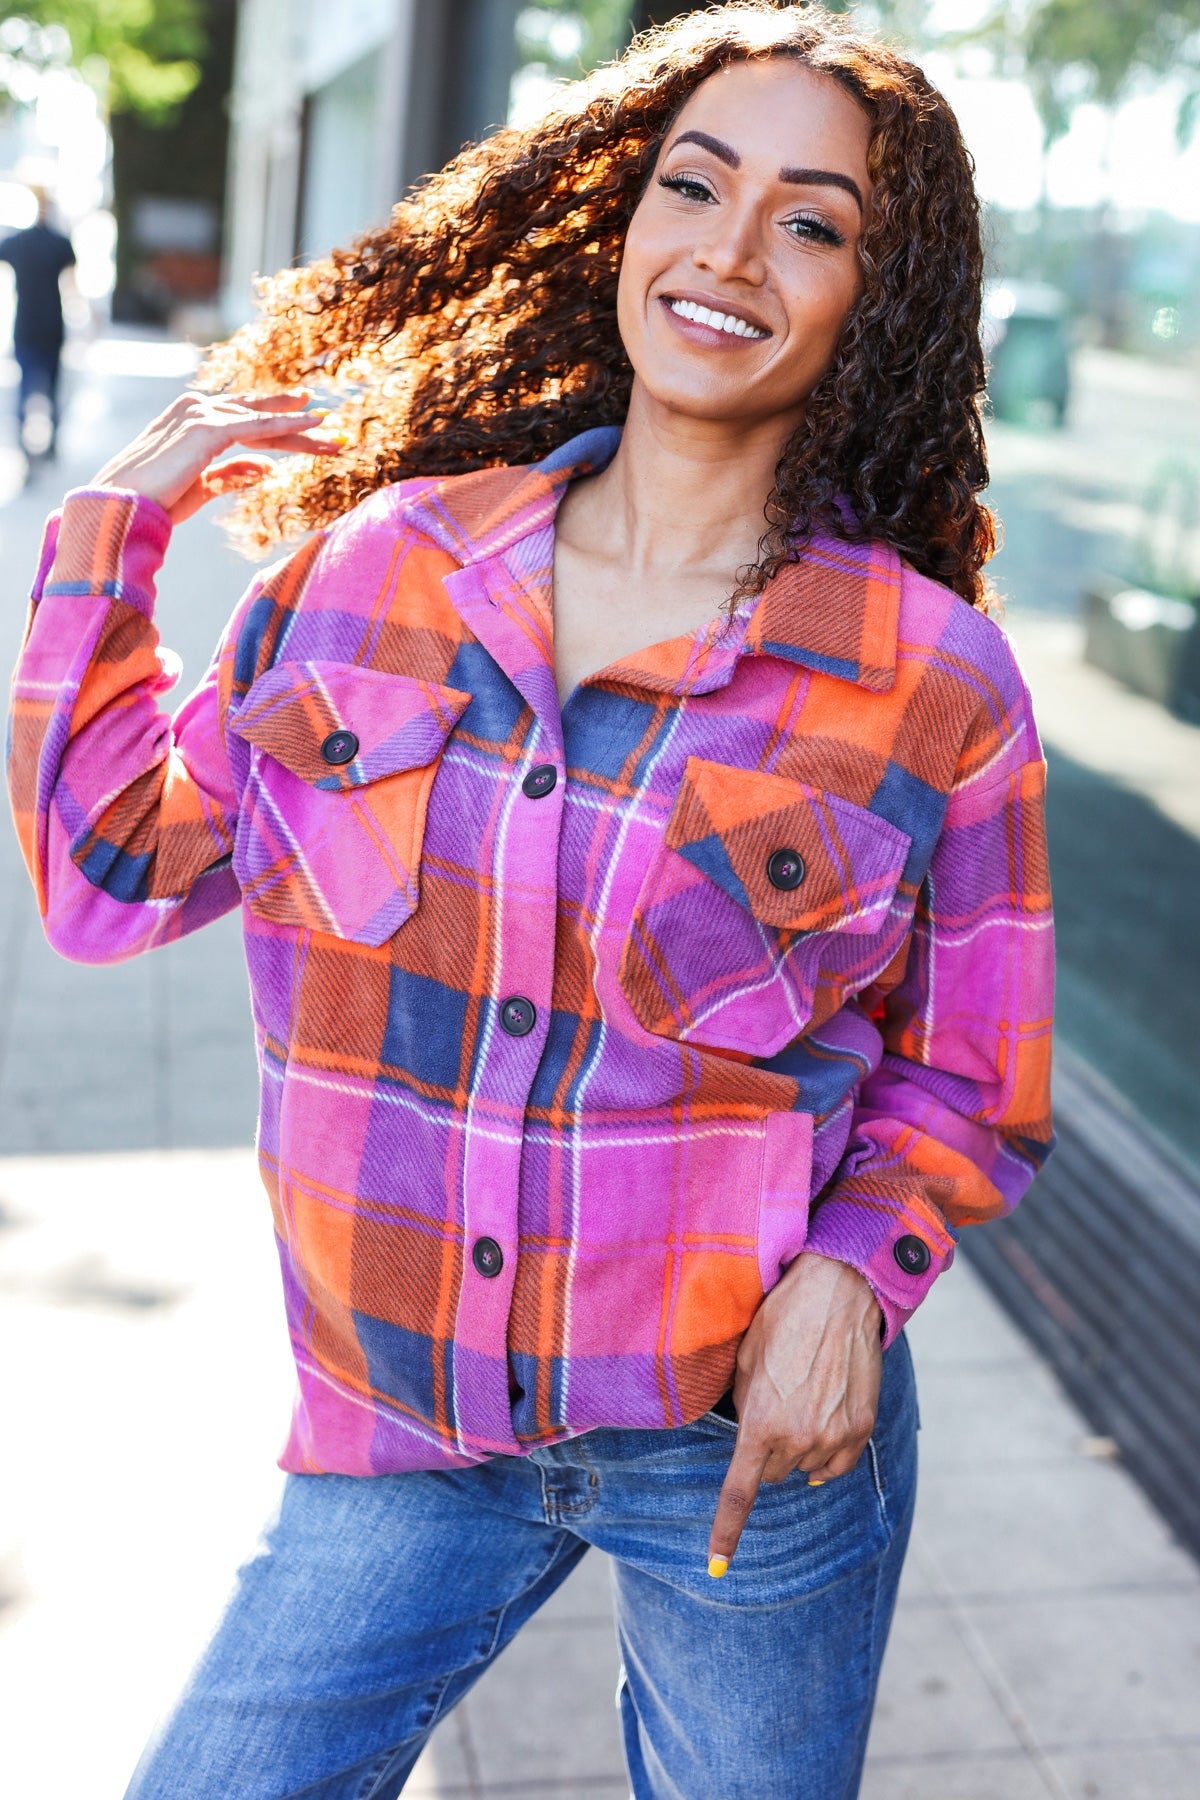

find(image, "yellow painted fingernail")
[808,1478,826,1487]
[707,1555,729,1578]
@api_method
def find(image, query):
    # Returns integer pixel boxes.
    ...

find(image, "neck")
[562,384,800,579]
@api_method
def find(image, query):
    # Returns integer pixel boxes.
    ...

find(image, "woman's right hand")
[90,390,344,526]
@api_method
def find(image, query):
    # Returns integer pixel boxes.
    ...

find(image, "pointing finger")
[707,1437,768,1576]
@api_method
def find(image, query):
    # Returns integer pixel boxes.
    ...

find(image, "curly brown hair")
[202,0,996,608]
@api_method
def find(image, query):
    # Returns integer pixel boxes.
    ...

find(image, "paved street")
[1,337,1199,1797]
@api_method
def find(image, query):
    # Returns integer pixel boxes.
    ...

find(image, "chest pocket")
[618,756,912,1058]
[228,661,470,946]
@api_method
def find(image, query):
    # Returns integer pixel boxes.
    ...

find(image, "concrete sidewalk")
[0,1147,1197,1798]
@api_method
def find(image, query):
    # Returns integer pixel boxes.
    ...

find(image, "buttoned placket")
[439,551,568,1455]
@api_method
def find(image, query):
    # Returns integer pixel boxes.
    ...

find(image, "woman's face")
[618,59,872,435]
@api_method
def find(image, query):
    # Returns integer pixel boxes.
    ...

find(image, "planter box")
[1083,576,1200,721]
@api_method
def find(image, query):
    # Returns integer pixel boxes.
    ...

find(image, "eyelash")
[656,172,846,249]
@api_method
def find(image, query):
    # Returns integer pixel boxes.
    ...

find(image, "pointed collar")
[400,427,900,695]
[402,426,622,569]
[743,535,901,694]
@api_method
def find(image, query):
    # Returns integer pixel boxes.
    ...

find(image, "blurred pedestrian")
[8,5,1056,1797]
[0,186,76,460]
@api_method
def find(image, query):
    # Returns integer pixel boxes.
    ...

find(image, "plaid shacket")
[7,426,1055,1474]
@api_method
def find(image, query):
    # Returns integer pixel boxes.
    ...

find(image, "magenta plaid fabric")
[7,427,1055,1474]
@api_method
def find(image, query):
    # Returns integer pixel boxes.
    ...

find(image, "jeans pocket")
[864,1331,919,1538]
[865,1435,889,1530]
[697,1407,739,1436]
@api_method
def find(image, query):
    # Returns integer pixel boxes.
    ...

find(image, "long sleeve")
[7,488,258,963]
[804,746,1056,1345]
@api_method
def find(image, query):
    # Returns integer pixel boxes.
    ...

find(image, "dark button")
[320,729,359,766]
[894,1234,932,1276]
[500,996,536,1037]
[767,847,806,891]
[472,1236,504,1278]
[522,763,557,799]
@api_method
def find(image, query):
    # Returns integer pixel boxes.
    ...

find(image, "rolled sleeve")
[43,487,172,615]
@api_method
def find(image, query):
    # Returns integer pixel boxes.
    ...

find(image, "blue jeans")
[126,1335,917,1799]
[14,342,61,450]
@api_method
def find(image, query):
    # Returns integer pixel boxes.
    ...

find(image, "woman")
[7,5,1054,1795]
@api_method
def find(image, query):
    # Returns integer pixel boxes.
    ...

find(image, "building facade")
[222,0,522,327]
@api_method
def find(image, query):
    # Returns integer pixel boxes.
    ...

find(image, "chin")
[632,362,744,415]
[633,374,793,431]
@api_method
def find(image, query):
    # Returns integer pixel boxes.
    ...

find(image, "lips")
[661,292,771,340]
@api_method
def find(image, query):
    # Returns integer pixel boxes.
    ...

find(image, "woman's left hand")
[707,1253,883,1574]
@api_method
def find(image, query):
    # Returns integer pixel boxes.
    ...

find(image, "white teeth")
[668,298,766,339]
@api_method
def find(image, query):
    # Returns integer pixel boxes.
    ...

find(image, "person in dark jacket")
[0,187,75,458]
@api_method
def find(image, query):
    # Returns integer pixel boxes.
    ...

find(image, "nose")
[691,203,766,287]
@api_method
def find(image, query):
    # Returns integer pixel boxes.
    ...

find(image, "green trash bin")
[984,281,1072,426]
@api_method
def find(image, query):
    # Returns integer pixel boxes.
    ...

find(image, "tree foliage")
[0,0,207,122]
[627,2,931,40]
[523,2,936,72]
[964,0,1200,146]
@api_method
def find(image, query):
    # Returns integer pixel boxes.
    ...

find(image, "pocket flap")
[667,757,910,935]
[229,662,471,789]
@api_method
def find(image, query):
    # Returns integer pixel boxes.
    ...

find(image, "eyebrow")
[779,165,864,213]
[666,129,864,214]
[669,128,740,168]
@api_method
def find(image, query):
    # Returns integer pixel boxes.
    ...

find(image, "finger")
[219,407,331,435]
[211,389,316,414]
[707,1440,768,1576]
[169,457,275,524]
[760,1443,803,1484]
[243,429,347,456]
[194,413,337,455]
[803,1439,869,1484]
[178,403,330,446]
[169,410,329,458]
[236,391,323,416]
[201,457,276,495]
[169,454,284,522]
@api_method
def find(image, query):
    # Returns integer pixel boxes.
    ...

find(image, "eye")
[785,212,846,248]
[658,172,715,203]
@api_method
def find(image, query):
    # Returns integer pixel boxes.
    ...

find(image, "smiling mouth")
[663,296,771,340]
